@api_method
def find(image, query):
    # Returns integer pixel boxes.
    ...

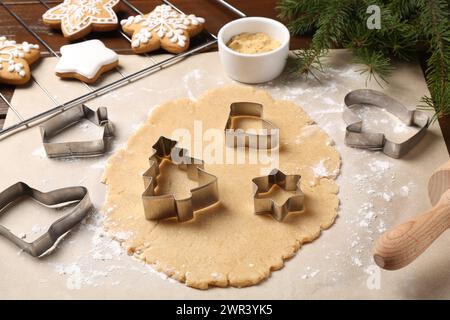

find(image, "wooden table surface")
[1,0,449,154]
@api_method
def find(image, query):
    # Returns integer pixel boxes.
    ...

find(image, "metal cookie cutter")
[343,89,429,158]
[225,102,279,149]
[40,104,114,158]
[0,182,92,257]
[252,169,304,222]
[142,136,219,222]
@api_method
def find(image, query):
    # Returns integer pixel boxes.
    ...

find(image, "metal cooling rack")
[0,0,246,137]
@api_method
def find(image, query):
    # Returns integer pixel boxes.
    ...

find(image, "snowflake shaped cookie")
[55,39,119,84]
[121,4,205,54]
[0,36,40,85]
[42,0,120,41]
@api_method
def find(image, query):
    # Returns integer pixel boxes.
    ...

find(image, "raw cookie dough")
[102,85,340,289]
[227,32,281,54]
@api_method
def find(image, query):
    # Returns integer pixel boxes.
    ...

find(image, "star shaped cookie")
[121,4,205,54]
[55,39,118,83]
[0,36,40,85]
[42,0,120,41]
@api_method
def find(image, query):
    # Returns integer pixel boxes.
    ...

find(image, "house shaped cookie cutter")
[252,169,304,222]
[343,89,429,158]
[142,136,219,222]
[0,182,92,257]
[40,104,114,158]
[225,102,279,149]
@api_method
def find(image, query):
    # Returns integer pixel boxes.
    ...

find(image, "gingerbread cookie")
[120,4,205,54]
[55,39,118,84]
[0,36,40,85]
[42,0,120,41]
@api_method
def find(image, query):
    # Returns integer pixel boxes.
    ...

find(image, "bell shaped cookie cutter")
[252,169,304,222]
[343,89,429,158]
[40,104,114,158]
[225,102,279,149]
[142,136,219,222]
[0,182,92,257]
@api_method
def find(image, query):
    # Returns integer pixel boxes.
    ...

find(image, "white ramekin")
[218,17,290,84]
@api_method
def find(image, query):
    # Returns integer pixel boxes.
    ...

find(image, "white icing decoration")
[122,4,205,48]
[42,0,119,37]
[54,39,118,79]
[0,36,39,78]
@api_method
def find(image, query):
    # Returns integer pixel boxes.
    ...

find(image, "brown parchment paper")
[0,50,449,299]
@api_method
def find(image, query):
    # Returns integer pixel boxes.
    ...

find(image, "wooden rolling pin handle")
[373,189,450,270]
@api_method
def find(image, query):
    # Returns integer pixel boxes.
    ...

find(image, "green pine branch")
[419,0,450,117]
[353,48,395,87]
[277,0,450,120]
[287,49,326,81]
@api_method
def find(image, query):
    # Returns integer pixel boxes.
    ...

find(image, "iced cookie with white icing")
[55,39,118,84]
[0,36,40,85]
[121,4,205,54]
[42,0,120,41]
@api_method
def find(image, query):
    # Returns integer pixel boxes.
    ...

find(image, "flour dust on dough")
[102,85,340,289]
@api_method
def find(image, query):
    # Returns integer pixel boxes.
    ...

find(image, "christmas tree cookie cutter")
[224,102,279,149]
[40,104,114,158]
[252,169,304,222]
[142,136,219,222]
[343,89,430,158]
[0,182,92,257]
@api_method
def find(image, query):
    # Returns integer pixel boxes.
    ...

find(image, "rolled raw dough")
[102,85,340,289]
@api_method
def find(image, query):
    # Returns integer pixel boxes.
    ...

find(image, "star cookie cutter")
[40,104,114,158]
[225,102,279,149]
[0,182,92,257]
[252,169,304,222]
[142,136,219,222]
[343,89,429,159]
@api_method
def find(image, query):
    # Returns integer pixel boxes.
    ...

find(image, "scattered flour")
[89,159,107,170]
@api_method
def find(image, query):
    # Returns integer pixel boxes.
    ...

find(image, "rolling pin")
[374,160,450,270]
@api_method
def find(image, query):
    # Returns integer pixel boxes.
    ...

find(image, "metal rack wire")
[0,0,246,137]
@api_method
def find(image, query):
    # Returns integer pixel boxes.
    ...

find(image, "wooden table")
[1,0,449,154]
